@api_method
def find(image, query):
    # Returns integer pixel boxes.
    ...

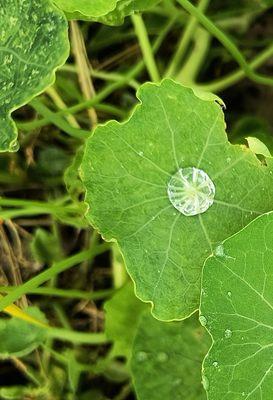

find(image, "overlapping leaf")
[131,312,210,400]
[200,211,273,400]
[105,282,146,359]
[55,0,160,25]
[81,79,273,321]
[0,0,69,152]
[53,0,119,18]
[0,307,47,358]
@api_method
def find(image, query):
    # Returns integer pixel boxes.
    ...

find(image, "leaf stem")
[131,14,160,82]
[198,43,273,92]
[0,243,111,312]
[166,0,210,78]
[177,0,273,87]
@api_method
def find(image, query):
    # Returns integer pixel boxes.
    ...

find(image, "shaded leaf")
[81,79,273,321]
[0,0,69,152]
[200,211,273,399]
[0,307,47,358]
[131,312,210,400]
[30,228,62,263]
[105,282,146,359]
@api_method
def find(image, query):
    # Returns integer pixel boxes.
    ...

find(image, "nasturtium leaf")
[81,79,273,321]
[0,0,69,152]
[131,312,210,400]
[200,211,273,400]
[0,307,47,358]
[61,0,160,26]
[105,282,146,359]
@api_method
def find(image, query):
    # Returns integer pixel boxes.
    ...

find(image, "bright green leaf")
[105,282,146,359]
[200,211,273,399]
[131,312,210,400]
[0,0,69,152]
[0,307,47,358]
[81,79,273,321]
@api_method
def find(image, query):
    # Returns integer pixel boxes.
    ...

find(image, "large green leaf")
[58,0,160,25]
[200,211,273,400]
[131,312,210,400]
[81,79,273,321]
[105,282,146,359]
[0,0,69,152]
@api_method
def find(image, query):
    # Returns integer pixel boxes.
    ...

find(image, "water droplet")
[173,378,182,386]
[227,291,232,297]
[224,329,232,338]
[212,361,219,368]
[136,351,148,362]
[157,352,168,363]
[202,375,210,391]
[138,151,144,157]
[226,157,231,163]
[167,167,215,216]
[199,315,207,326]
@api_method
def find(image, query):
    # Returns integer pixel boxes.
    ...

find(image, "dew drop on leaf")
[224,329,232,338]
[212,361,219,368]
[136,351,148,362]
[199,315,207,326]
[167,167,215,216]
[156,352,168,363]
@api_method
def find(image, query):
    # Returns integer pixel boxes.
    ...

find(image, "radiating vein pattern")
[82,79,273,321]
[200,212,273,400]
[0,0,69,151]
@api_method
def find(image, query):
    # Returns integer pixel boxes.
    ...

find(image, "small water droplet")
[138,151,144,157]
[242,392,246,397]
[136,351,148,362]
[224,329,232,339]
[202,375,210,391]
[199,315,207,326]
[167,167,215,216]
[173,378,182,386]
[227,291,232,297]
[157,352,168,363]
[212,361,219,368]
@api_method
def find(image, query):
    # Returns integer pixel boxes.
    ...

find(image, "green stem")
[30,99,90,139]
[131,14,160,82]
[0,244,111,312]
[166,0,210,78]
[177,0,273,87]
[61,65,140,91]
[0,286,115,301]
[46,327,108,345]
[177,27,211,83]
[198,43,273,92]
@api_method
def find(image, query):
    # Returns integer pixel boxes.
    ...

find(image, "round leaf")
[81,79,273,321]
[200,211,273,399]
